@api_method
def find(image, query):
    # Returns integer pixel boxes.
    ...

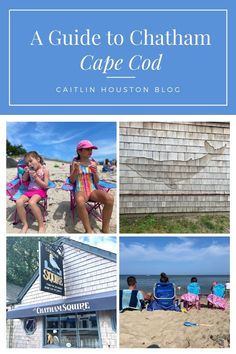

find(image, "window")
[24,318,37,335]
[44,313,100,348]
[111,310,117,332]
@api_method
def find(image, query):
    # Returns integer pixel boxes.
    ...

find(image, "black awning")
[7,291,116,319]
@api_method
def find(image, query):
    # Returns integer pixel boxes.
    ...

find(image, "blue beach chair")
[147,282,180,311]
[207,283,228,310]
[181,282,201,310]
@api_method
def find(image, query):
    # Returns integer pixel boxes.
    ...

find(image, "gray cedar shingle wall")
[98,311,117,348]
[120,122,230,214]
[7,318,43,348]
[7,313,117,348]
[20,244,116,305]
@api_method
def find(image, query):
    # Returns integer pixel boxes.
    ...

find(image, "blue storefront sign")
[39,241,65,296]
[7,291,116,319]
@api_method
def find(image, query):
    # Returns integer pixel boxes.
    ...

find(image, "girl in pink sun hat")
[70,140,114,233]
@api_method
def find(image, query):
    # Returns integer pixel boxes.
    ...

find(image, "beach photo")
[119,237,230,348]
[120,122,230,233]
[7,235,117,348]
[6,122,117,234]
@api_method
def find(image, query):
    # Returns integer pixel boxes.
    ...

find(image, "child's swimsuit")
[24,166,47,198]
[75,164,96,198]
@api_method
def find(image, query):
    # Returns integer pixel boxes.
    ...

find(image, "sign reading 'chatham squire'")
[39,241,65,296]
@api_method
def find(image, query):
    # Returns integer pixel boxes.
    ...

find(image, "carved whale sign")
[124,141,226,189]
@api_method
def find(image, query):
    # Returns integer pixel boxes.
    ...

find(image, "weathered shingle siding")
[21,244,116,305]
[7,318,43,348]
[120,122,230,214]
[98,311,117,348]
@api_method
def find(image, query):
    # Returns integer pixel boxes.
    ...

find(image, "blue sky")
[7,122,116,162]
[71,236,117,254]
[120,237,230,275]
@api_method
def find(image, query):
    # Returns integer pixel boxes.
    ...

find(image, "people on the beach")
[70,140,114,233]
[207,282,228,310]
[16,151,49,233]
[120,276,146,311]
[147,272,180,312]
[210,281,217,293]
[225,281,230,298]
[160,272,169,283]
[181,277,201,310]
[102,159,112,172]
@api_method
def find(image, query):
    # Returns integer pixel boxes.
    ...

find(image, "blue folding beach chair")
[147,282,180,311]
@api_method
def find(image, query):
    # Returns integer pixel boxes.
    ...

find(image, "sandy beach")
[120,304,230,348]
[6,159,117,234]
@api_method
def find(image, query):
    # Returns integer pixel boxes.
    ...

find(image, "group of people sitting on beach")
[120,273,229,313]
[102,158,117,173]
[7,140,114,234]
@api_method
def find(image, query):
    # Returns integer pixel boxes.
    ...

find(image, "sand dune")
[6,159,117,234]
[120,306,230,348]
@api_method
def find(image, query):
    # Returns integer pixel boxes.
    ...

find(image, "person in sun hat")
[70,140,114,233]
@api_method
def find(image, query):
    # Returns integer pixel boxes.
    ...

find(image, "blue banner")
[0,0,235,114]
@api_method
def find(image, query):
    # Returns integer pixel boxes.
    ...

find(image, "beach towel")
[120,289,144,312]
[181,293,200,303]
[207,294,228,310]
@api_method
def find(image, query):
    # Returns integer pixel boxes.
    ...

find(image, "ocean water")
[120,275,230,295]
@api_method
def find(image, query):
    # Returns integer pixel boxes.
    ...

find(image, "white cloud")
[120,238,229,263]
[92,141,116,160]
[7,122,87,147]
[70,236,117,254]
[7,122,29,145]
[34,123,84,145]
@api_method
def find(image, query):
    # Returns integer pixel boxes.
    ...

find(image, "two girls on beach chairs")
[11,140,114,234]
[181,278,228,311]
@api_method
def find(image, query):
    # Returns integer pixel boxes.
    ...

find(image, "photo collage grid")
[5,119,230,349]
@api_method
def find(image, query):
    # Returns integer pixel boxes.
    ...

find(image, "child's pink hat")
[77,140,98,150]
